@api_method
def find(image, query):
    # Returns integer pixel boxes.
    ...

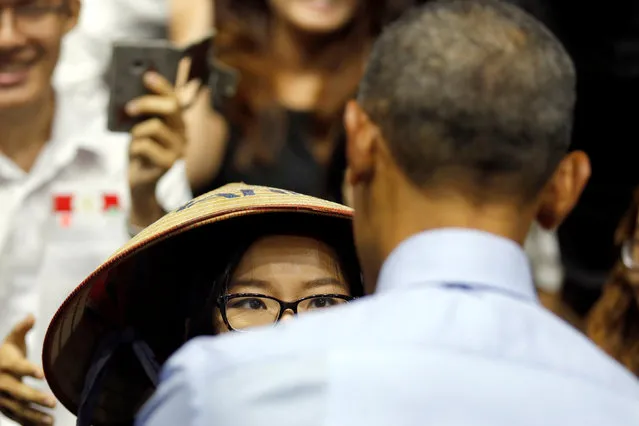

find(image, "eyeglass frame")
[216,293,355,332]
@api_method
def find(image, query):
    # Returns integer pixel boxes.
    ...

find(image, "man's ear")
[537,150,591,230]
[63,0,81,34]
[344,100,377,186]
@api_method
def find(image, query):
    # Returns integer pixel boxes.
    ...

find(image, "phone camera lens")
[132,60,146,75]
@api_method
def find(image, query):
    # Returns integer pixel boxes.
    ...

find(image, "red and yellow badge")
[52,192,123,227]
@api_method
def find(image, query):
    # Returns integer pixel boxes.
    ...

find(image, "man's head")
[345,0,590,288]
[0,0,80,110]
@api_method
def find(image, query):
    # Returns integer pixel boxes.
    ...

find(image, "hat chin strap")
[76,328,160,426]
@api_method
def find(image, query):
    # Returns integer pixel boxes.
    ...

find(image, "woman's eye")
[230,298,267,310]
[310,297,335,308]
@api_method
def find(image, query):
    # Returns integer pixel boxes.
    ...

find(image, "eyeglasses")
[1,0,67,28]
[217,293,354,332]
[621,239,639,270]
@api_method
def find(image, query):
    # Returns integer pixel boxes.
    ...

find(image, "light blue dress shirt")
[136,229,639,426]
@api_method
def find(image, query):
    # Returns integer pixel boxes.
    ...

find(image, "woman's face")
[267,0,360,34]
[215,235,352,332]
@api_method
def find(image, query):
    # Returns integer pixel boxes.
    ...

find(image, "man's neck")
[378,187,537,264]
[0,89,55,173]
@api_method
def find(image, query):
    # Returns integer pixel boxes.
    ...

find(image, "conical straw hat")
[42,183,356,425]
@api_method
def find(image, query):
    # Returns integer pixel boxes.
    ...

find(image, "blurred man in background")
[0,0,190,425]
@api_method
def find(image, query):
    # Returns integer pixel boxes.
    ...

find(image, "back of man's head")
[345,0,590,288]
[357,0,574,200]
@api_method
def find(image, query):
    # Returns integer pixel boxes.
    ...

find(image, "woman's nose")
[280,310,296,322]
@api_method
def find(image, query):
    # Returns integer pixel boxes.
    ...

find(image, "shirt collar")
[0,80,113,182]
[49,79,113,159]
[377,228,537,302]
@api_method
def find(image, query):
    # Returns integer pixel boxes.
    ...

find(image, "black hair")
[358,0,576,201]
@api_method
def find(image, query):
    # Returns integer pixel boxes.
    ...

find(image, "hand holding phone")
[107,32,238,132]
[107,39,183,133]
[126,69,186,226]
[111,32,239,227]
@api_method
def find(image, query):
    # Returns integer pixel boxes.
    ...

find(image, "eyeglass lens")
[224,295,350,330]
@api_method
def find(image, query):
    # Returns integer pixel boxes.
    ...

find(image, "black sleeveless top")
[194,110,346,203]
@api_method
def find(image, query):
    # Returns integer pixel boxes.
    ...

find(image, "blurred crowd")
[0,0,638,425]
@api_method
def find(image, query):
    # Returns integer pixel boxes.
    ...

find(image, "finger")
[5,315,35,345]
[175,57,193,88]
[143,71,175,96]
[176,79,202,109]
[125,95,181,120]
[0,397,53,425]
[0,355,43,379]
[130,138,180,171]
[131,118,184,152]
[0,375,56,408]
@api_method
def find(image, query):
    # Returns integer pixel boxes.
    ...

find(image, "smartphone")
[208,59,240,112]
[181,31,239,111]
[107,39,182,133]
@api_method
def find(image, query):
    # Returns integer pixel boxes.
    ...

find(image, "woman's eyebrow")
[228,279,272,290]
[302,277,345,290]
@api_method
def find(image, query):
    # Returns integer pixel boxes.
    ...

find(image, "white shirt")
[0,78,191,426]
[54,0,168,88]
[524,223,563,293]
[137,228,639,426]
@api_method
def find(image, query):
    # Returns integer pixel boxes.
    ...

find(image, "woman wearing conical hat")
[42,184,363,426]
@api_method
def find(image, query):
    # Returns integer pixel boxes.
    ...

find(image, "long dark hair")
[215,0,417,170]
[587,188,639,376]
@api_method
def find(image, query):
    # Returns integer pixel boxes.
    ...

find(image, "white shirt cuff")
[155,159,193,213]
